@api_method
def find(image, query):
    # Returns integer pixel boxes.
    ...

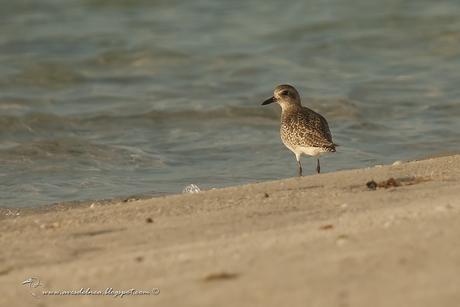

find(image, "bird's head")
[261,84,301,110]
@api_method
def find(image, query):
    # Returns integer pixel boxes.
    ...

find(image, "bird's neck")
[280,103,302,115]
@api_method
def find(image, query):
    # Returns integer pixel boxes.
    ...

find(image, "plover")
[262,84,336,176]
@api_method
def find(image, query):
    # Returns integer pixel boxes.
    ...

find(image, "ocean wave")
[0,138,165,167]
[0,97,359,132]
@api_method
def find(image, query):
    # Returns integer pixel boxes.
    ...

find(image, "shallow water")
[1,0,460,207]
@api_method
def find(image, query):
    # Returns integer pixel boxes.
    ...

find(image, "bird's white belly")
[284,144,328,157]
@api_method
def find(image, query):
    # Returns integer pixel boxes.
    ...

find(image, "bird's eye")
[281,90,289,96]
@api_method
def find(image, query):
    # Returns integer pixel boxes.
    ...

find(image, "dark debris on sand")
[203,272,239,282]
[366,176,431,190]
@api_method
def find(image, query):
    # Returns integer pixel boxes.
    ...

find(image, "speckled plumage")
[280,105,335,153]
[262,84,336,176]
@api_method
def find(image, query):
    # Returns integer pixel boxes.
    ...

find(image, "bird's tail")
[325,143,337,152]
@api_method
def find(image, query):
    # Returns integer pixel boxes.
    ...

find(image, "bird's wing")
[285,108,335,149]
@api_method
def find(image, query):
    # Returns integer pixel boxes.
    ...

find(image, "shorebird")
[262,84,336,176]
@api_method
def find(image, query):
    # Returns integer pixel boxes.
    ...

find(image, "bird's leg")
[297,160,303,177]
[296,154,302,177]
[316,158,321,174]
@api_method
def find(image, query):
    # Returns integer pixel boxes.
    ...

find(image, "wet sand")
[1,155,460,307]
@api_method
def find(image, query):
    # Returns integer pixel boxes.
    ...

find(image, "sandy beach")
[1,154,460,307]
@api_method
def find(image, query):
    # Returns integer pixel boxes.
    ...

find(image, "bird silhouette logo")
[21,277,43,298]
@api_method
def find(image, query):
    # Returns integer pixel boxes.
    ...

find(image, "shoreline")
[0,153,454,215]
[1,154,460,306]
[1,152,457,214]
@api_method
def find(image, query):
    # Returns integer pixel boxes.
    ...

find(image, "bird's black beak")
[261,96,276,105]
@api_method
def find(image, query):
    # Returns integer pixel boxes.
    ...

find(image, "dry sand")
[1,155,460,307]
